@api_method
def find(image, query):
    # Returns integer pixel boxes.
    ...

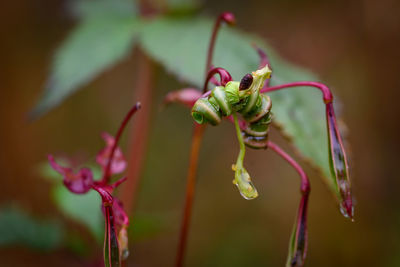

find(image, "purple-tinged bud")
[286,194,309,267]
[92,187,120,267]
[104,204,120,267]
[326,103,353,220]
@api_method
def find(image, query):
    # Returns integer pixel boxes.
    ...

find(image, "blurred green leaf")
[130,214,164,241]
[140,17,337,200]
[52,185,104,242]
[71,0,137,19]
[165,0,201,13]
[32,11,142,117]
[0,206,64,251]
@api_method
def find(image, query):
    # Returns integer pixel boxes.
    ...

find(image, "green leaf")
[32,10,142,117]
[0,206,64,251]
[140,17,338,202]
[52,185,104,242]
[71,0,137,19]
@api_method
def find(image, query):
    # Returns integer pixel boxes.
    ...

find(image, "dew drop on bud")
[233,165,258,200]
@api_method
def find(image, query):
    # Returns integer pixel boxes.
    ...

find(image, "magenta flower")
[96,132,127,176]
[48,103,140,266]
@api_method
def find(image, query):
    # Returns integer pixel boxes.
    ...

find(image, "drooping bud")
[326,103,353,219]
[286,194,309,267]
[232,164,258,200]
[231,113,258,200]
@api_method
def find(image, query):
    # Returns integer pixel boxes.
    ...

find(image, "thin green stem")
[233,112,245,168]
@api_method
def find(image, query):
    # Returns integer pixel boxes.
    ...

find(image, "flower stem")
[176,123,205,267]
[233,113,245,168]
[267,141,310,194]
[261,82,353,219]
[261,81,333,104]
[205,12,235,78]
[267,141,310,266]
[176,12,235,266]
[103,103,141,184]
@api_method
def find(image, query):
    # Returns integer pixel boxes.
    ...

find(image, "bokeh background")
[1,0,400,266]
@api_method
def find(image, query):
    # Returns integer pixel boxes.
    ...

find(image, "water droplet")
[233,166,258,200]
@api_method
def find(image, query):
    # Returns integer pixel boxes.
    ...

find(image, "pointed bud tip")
[340,197,354,221]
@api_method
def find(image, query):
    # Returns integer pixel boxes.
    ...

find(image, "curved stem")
[233,113,245,167]
[267,141,310,194]
[202,67,232,93]
[102,103,141,184]
[267,141,310,267]
[261,81,333,104]
[262,82,353,219]
[176,12,235,266]
[176,124,205,267]
[205,12,235,79]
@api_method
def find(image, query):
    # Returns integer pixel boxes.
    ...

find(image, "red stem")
[102,103,141,184]
[261,81,333,104]
[267,141,310,194]
[202,67,232,93]
[176,12,235,266]
[205,12,235,79]
[176,124,205,267]
[267,141,310,265]
[253,45,272,87]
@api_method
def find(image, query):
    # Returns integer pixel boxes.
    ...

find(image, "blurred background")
[1,0,399,266]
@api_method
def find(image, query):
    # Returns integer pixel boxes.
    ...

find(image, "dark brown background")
[1,0,399,266]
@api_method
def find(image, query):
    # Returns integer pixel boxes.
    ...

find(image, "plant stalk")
[176,123,205,267]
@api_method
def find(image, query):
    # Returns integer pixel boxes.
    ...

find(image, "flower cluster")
[48,103,140,266]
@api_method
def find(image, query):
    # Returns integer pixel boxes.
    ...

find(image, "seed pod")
[191,98,221,126]
[243,94,272,123]
[212,86,232,116]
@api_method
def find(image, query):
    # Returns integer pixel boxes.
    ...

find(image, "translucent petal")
[97,133,126,175]
[48,155,93,194]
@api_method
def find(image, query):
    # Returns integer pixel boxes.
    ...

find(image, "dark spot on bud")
[239,74,253,90]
